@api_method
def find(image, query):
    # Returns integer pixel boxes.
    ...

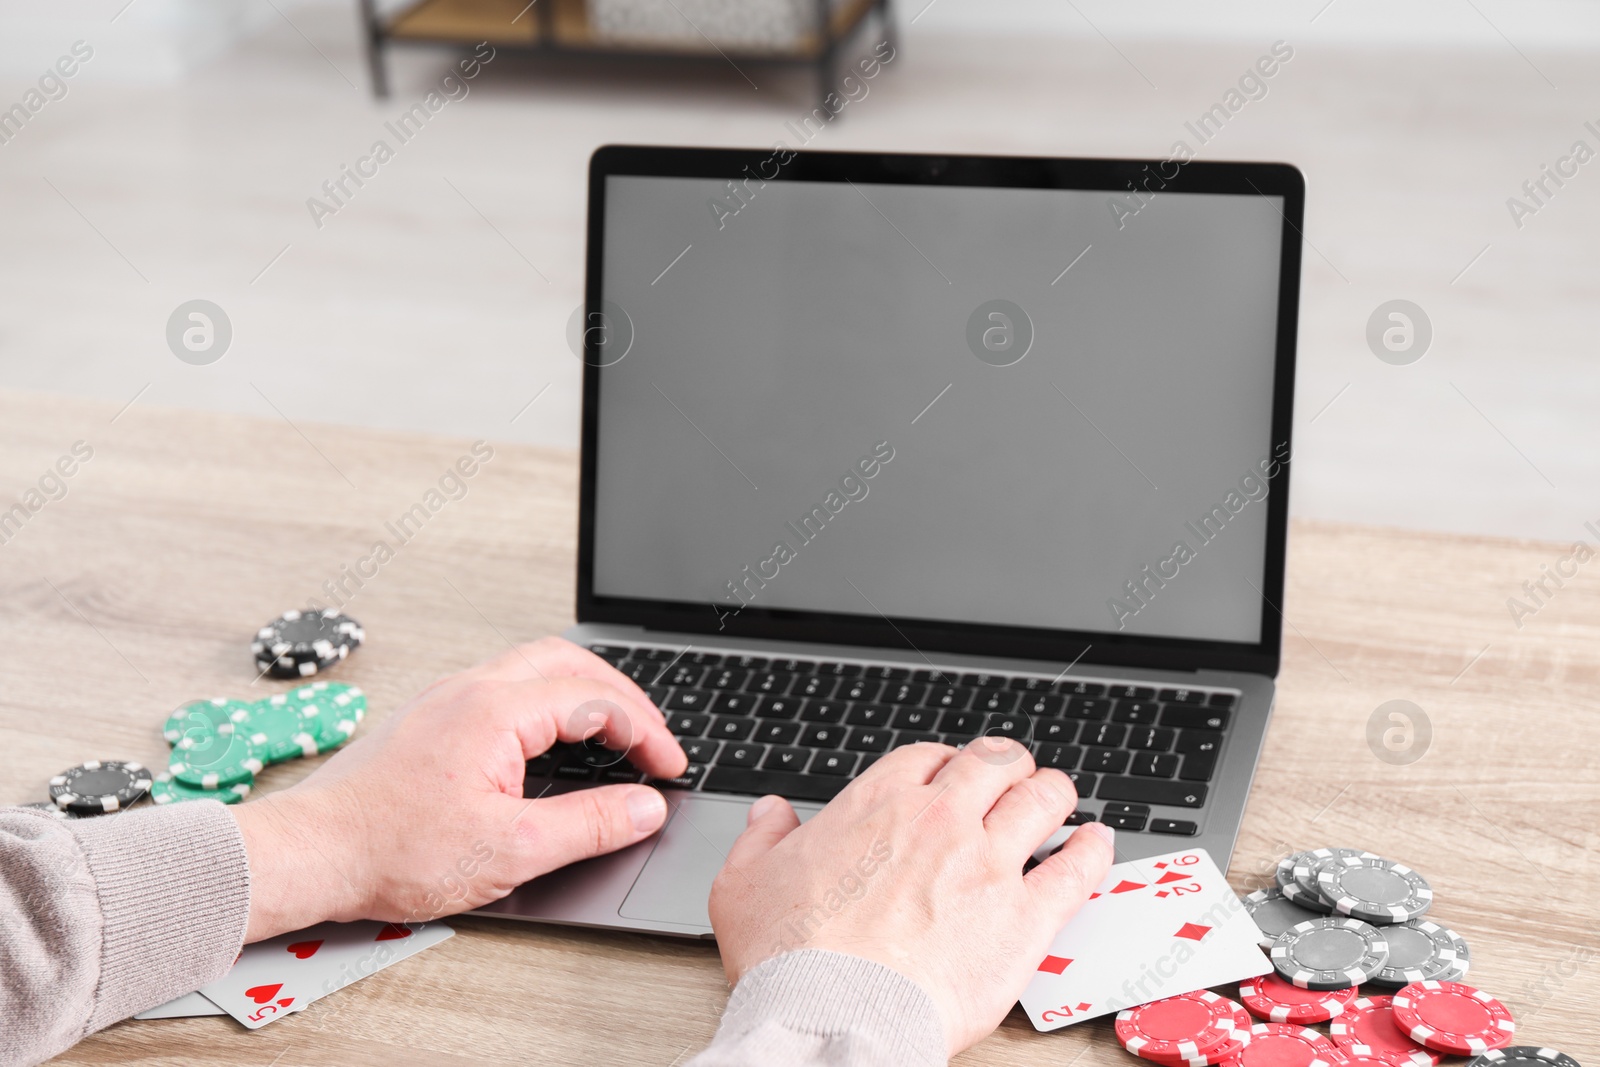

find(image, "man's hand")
[708,737,1115,1056]
[231,637,687,942]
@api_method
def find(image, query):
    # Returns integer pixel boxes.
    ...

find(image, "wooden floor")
[2,390,1596,1066]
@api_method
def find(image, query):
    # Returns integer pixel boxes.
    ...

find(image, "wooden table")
[3,389,1596,1066]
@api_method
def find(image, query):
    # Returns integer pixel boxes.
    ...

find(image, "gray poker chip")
[1366,918,1465,987]
[1468,1049,1581,1067]
[1288,847,1375,915]
[1276,850,1314,890]
[1244,887,1327,950]
[1270,916,1389,990]
[1317,855,1433,923]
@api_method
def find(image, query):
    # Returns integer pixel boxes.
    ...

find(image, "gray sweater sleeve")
[685,949,948,1067]
[0,802,251,1067]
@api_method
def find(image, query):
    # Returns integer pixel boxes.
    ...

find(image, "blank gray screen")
[592,174,1284,644]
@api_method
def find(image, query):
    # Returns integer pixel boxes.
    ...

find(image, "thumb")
[1026,822,1115,926]
[505,784,669,878]
[723,794,800,872]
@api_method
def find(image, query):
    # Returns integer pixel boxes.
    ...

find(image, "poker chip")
[1330,996,1440,1066]
[1221,1023,1336,1067]
[1270,917,1389,990]
[253,608,363,678]
[48,760,153,814]
[11,801,74,820]
[1319,1043,1428,1067]
[1241,973,1358,1024]
[1467,1048,1582,1067]
[1317,856,1433,924]
[1117,991,1248,1062]
[1288,848,1375,914]
[1390,981,1514,1056]
[288,681,365,750]
[1277,851,1314,890]
[162,698,244,745]
[150,771,251,805]
[169,728,264,791]
[241,693,323,764]
[1246,887,1327,950]
[1367,920,1465,988]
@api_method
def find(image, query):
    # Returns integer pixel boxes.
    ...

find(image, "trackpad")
[619,795,820,928]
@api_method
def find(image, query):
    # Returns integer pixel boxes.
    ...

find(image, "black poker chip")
[48,760,153,815]
[1469,1049,1582,1067]
[12,801,75,820]
[252,608,363,679]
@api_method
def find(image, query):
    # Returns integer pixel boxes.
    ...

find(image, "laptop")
[474,145,1304,937]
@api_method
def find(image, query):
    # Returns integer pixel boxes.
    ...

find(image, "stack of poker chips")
[252,608,363,679]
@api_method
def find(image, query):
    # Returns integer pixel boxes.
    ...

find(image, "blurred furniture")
[357,0,893,105]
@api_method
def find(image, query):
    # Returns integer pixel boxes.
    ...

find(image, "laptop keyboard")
[524,645,1240,835]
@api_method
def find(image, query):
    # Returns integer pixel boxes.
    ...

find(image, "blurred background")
[3,0,1597,543]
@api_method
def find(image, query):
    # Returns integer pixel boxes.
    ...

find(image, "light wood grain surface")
[2,388,1596,1067]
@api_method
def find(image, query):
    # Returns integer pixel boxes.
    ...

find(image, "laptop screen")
[584,151,1297,664]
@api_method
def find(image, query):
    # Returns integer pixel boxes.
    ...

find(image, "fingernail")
[749,794,780,822]
[628,788,667,833]
[1084,822,1115,848]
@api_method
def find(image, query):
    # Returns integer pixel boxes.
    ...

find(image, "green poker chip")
[150,771,251,805]
[169,726,264,790]
[162,698,248,747]
[287,682,365,750]
[241,692,324,764]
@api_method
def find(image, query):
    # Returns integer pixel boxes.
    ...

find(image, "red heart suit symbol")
[246,983,282,1004]
[287,940,323,959]
[375,923,413,942]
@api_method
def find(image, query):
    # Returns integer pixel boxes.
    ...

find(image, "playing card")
[198,920,454,1029]
[1019,845,1272,1031]
[133,990,227,1019]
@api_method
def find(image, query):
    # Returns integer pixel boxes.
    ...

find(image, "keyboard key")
[772,658,815,674]
[1064,697,1113,720]
[665,665,707,687]
[799,724,846,748]
[762,746,811,772]
[1067,770,1098,795]
[718,743,766,768]
[1102,811,1147,831]
[882,682,928,705]
[729,654,768,670]
[845,728,892,752]
[1065,809,1097,825]
[1209,692,1238,708]
[1101,802,1151,817]
[622,660,664,684]
[1037,720,1078,743]
[893,730,942,747]
[926,686,974,709]
[639,647,677,661]
[587,644,628,665]
[937,710,983,738]
[1132,755,1184,780]
[708,716,756,741]
[1097,777,1207,807]
[753,720,801,745]
[1084,748,1129,774]
[664,689,716,712]
[667,712,710,737]
[1107,684,1155,700]
[1113,700,1163,725]
[912,669,956,684]
[643,684,670,707]
[746,672,793,694]
[1081,722,1128,748]
[686,652,722,666]
[704,766,845,802]
[855,752,885,774]
[838,678,883,702]
[1161,706,1230,731]
[554,762,598,781]
[812,751,859,776]
[1176,729,1223,754]
[1033,742,1082,770]
[707,669,751,690]
[602,766,642,783]
[794,676,838,699]
[974,689,1020,713]
[846,704,894,727]
[1159,688,1205,703]
[800,701,847,724]
[818,661,863,677]
[1009,676,1055,692]
[1150,818,1199,836]
[1020,693,1066,717]
[865,665,910,680]
[757,696,805,720]
[647,763,706,790]
[978,712,1030,740]
[1180,750,1219,782]
[1056,680,1107,697]
[715,693,763,716]
[681,738,720,763]
[961,672,1006,689]
[1127,727,1175,751]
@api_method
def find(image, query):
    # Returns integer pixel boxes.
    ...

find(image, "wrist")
[231,786,368,941]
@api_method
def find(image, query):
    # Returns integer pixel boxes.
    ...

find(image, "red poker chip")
[1221,1023,1337,1067]
[1118,991,1247,1062]
[1390,981,1515,1056]
[1133,997,1255,1067]
[1241,973,1359,1024]
[1330,996,1440,1066]
[1320,1044,1430,1067]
